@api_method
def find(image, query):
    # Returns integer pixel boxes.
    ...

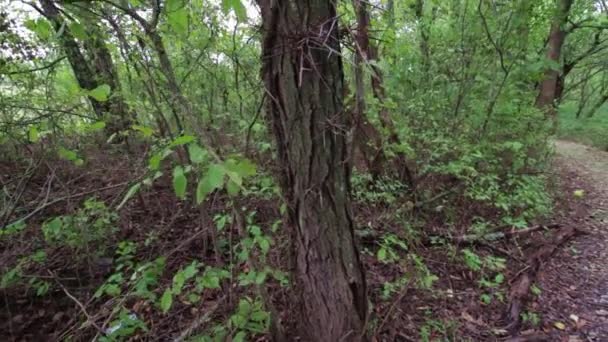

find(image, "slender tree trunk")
[535,0,574,122]
[352,0,383,177]
[352,0,414,186]
[258,1,368,340]
[83,21,134,131]
[39,0,133,136]
[38,0,107,118]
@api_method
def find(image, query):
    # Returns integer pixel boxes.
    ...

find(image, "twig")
[173,297,224,342]
[48,270,104,334]
[5,182,129,227]
[375,280,411,335]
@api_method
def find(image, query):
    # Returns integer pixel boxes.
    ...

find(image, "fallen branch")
[173,297,223,342]
[356,224,562,248]
[504,226,585,334]
[4,182,129,227]
[448,223,561,244]
[48,270,104,335]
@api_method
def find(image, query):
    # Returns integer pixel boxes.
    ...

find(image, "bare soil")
[530,141,608,341]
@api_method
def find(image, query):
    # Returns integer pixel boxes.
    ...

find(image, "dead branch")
[504,226,584,334]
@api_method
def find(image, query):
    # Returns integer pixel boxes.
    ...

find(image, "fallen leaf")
[596,309,608,316]
[462,311,485,326]
[554,321,566,330]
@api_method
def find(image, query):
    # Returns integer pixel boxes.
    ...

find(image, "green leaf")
[226,179,240,196]
[25,19,52,40]
[28,126,39,143]
[196,164,225,204]
[58,147,78,161]
[170,135,195,147]
[148,153,163,171]
[118,183,141,210]
[168,7,189,36]
[69,22,87,40]
[221,0,247,22]
[188,144,207,164]
[160,289,173,313]
[233,331,247,342]
[88,84,111,102]
[87,121,106,132]
[132,125,154,138]
[172,166,187,200]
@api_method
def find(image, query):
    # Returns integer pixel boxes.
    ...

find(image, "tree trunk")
[258,1,368,340]
[38,0,107,118]
[352,0,414,186]
[83,20,134,132]
[39,0,133,135]
[352,0,384,177]
[535,0,574,121]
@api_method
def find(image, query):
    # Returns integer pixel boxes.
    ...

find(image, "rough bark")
[535,0,574,121]
[258,1,368,340]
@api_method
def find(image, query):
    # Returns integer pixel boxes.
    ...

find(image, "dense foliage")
[1,0,606,340]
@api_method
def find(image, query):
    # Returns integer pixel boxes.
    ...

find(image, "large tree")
[258,0,368,340]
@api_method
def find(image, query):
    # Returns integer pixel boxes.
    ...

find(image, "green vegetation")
[0,0,606,340]
[559,102,608,150]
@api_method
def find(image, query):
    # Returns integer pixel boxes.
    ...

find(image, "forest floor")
[530,140,608,341]
[2,140,608,341]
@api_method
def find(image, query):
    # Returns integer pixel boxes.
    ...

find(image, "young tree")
[258,0,368,340]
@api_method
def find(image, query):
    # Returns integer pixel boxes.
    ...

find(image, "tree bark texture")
[258,1,368,340]
[535,0,574,120]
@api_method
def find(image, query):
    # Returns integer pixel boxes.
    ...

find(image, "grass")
[558,101,608,151]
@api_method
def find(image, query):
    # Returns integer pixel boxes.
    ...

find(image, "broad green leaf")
[168,7,188,36]
[221,0,247,22]
[117,183,141,210]
[160,289,173,313]
[88,84,111,102]
[149,153,162,171]
[87,121,106,132]
[25,19,52,40]
[188,144,207,164]
[196,164,225,204]
[170,135,195,147]
[132,125,154,138]
[58,147,78,161]
[233,331,247,342]
[69,22,87,40]
[172,166,187,200]
[28,126,39,143]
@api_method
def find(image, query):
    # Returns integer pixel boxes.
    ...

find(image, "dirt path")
[534,140,608,341]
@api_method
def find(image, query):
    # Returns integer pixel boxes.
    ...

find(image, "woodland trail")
[533,140,608,341]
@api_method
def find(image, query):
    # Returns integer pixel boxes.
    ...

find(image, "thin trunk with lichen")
[258,0,368,340]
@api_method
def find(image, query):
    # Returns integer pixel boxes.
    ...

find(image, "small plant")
[41,198,117,254]
[377,233,408,263]
[521,311,541,327]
